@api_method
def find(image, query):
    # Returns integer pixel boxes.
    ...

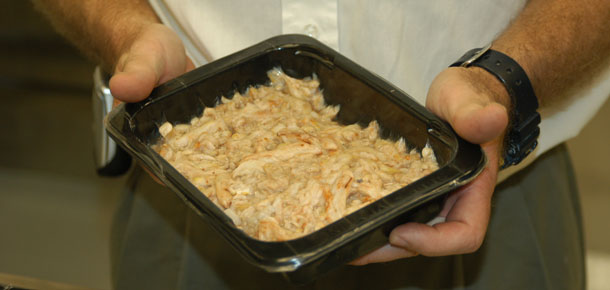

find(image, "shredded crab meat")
[154,68,439,241]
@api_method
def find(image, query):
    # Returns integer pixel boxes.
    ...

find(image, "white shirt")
[149,0,610,180]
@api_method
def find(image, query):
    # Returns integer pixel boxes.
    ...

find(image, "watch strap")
[451,47,541,168]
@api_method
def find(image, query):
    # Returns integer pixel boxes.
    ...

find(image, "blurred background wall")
[0,1,608,289]
[0,1,125,289]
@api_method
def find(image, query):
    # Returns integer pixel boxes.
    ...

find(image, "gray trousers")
[111,144,585,290]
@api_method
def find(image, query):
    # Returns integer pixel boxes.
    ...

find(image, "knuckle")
[464,233,485,253]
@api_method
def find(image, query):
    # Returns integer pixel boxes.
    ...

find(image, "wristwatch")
[450,44,541,169]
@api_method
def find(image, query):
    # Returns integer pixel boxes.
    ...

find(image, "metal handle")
[91,67,131,176]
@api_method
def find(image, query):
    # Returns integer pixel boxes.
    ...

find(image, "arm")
[354,0,610,263]
[494,0,610,107]
[32,0,193,102]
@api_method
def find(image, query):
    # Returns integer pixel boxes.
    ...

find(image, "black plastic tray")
[105,34,486,283]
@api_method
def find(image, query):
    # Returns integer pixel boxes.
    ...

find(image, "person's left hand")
[351,66,510,264]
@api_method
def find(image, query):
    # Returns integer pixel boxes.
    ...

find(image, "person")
[33,0,610,289]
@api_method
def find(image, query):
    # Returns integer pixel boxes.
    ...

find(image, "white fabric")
[281,0,338,50]
[149,0,610,181]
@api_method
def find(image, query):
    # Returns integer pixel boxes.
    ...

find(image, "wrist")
[464,66,512,114]
[459,66,511,162]
[451,47,541,169]
[88,3,160,72]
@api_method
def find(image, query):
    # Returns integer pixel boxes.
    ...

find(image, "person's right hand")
[109,23,194,102]
[106,23,193,184]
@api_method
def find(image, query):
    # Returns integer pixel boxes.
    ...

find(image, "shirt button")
[303,24,319,39]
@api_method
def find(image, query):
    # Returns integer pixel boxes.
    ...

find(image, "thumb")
[450,101,508,144]
[108,23,191,103]
[426,67,510,144]
[109,49,163,102]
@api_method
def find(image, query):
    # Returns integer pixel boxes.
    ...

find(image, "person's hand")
[351,66,511,264]
[109,23,194,102]
[107,23,194,184]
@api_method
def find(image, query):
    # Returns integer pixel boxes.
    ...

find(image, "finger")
[438,191,459,218]
[449,102,508,144]
[350,154,497,264]
[387,144,499,256]
[426,68,509,144]
[349,244,418,266]
[389,189,488,256]
[185,57,196,72]
[109,47,163,102]
[112,97,122,109]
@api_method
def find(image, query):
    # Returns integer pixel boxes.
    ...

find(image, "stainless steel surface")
[460,43,492,67]
[92,67,117,170]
